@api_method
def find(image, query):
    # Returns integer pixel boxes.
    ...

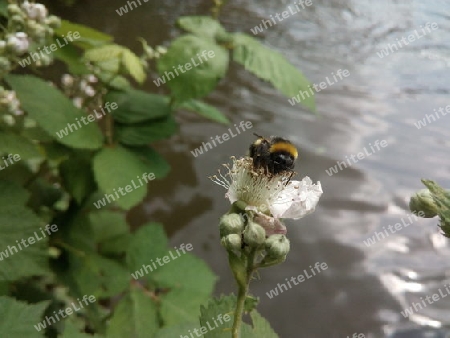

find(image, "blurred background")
[47,0,450,337]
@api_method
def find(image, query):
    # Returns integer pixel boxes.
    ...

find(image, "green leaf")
[0,297,49,338]
[155,254,217,325]
[126,223,168,274]
[0,132,41,159]
[85,45,146,84]
[177,16,227,39]
[89,210,129,243]
[105,89,170,124]
[106,286,159,338]
[67,253,129,298]
[157,35,229,102]
[232,33,315,111]
[61,321,104,338]
[55,20,113,50]
[93,146,153,210]
[0,180,30,205]
[126,146,170,179]
[154,322,199,338]
[60,155,96,204]
[0,205,50,281]
[117,115,178,146]
[52,39,89,75]
[199,295,235,338]
[122,49,146,84]
[241,311,279,338]
[179,99,229,124]
[84,45,124,63]
[0,2,7,16]
[5,75,103,149]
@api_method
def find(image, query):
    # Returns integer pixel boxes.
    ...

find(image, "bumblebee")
[249,134,298,175]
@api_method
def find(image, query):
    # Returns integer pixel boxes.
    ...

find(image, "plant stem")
[232,280,247,338]
[231,248,257,338]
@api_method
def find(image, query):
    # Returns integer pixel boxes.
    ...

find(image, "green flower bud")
[45,16,61,29]
[7,4,22,15]
[409,189,439,218]
[30,24,47,39]
[10,15,25,26]
[36,54,52,67]
[0,57,11,72]
[0,41,6,53]
[243,220,266,247]
[265,234,290,259]
[221,234,242,251]
[219,213,245,237]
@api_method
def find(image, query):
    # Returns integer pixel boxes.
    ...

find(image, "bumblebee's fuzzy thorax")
[249,135,298,175]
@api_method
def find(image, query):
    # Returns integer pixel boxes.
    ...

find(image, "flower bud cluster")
[219,202,290,264]
[61,74,100,108]
[1,1,61,73]
[0,87,22,117]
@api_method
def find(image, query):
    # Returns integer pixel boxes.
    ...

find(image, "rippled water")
[54,0,450,336]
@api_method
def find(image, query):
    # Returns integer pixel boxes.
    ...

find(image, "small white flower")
[84,85,96,97]
[61,74,74,87]
[210,157,322,220]
[7,32,29,54]
[86,74,98,83]
[72,97,83,108]
[23,2,48,21]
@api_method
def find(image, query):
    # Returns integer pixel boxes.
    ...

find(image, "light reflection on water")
[54,0,450,336]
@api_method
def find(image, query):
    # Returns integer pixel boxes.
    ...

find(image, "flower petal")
[270,177,323,219]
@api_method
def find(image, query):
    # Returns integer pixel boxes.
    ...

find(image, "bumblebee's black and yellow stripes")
[249,134,298,174]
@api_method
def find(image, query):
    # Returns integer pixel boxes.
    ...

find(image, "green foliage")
[0,297,49,338]
[199,295,278,338]
[0,2,313,336]
[106,286,159,338]
[93,146,155,210]
[157,34,229,103]
[177,16,229,40]
[232,33,315,111]
[105,89,170,123]
[5,75,103,149]
[179,99,230,124]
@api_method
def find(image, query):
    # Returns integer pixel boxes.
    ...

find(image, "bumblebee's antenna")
[253,133,264,138]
